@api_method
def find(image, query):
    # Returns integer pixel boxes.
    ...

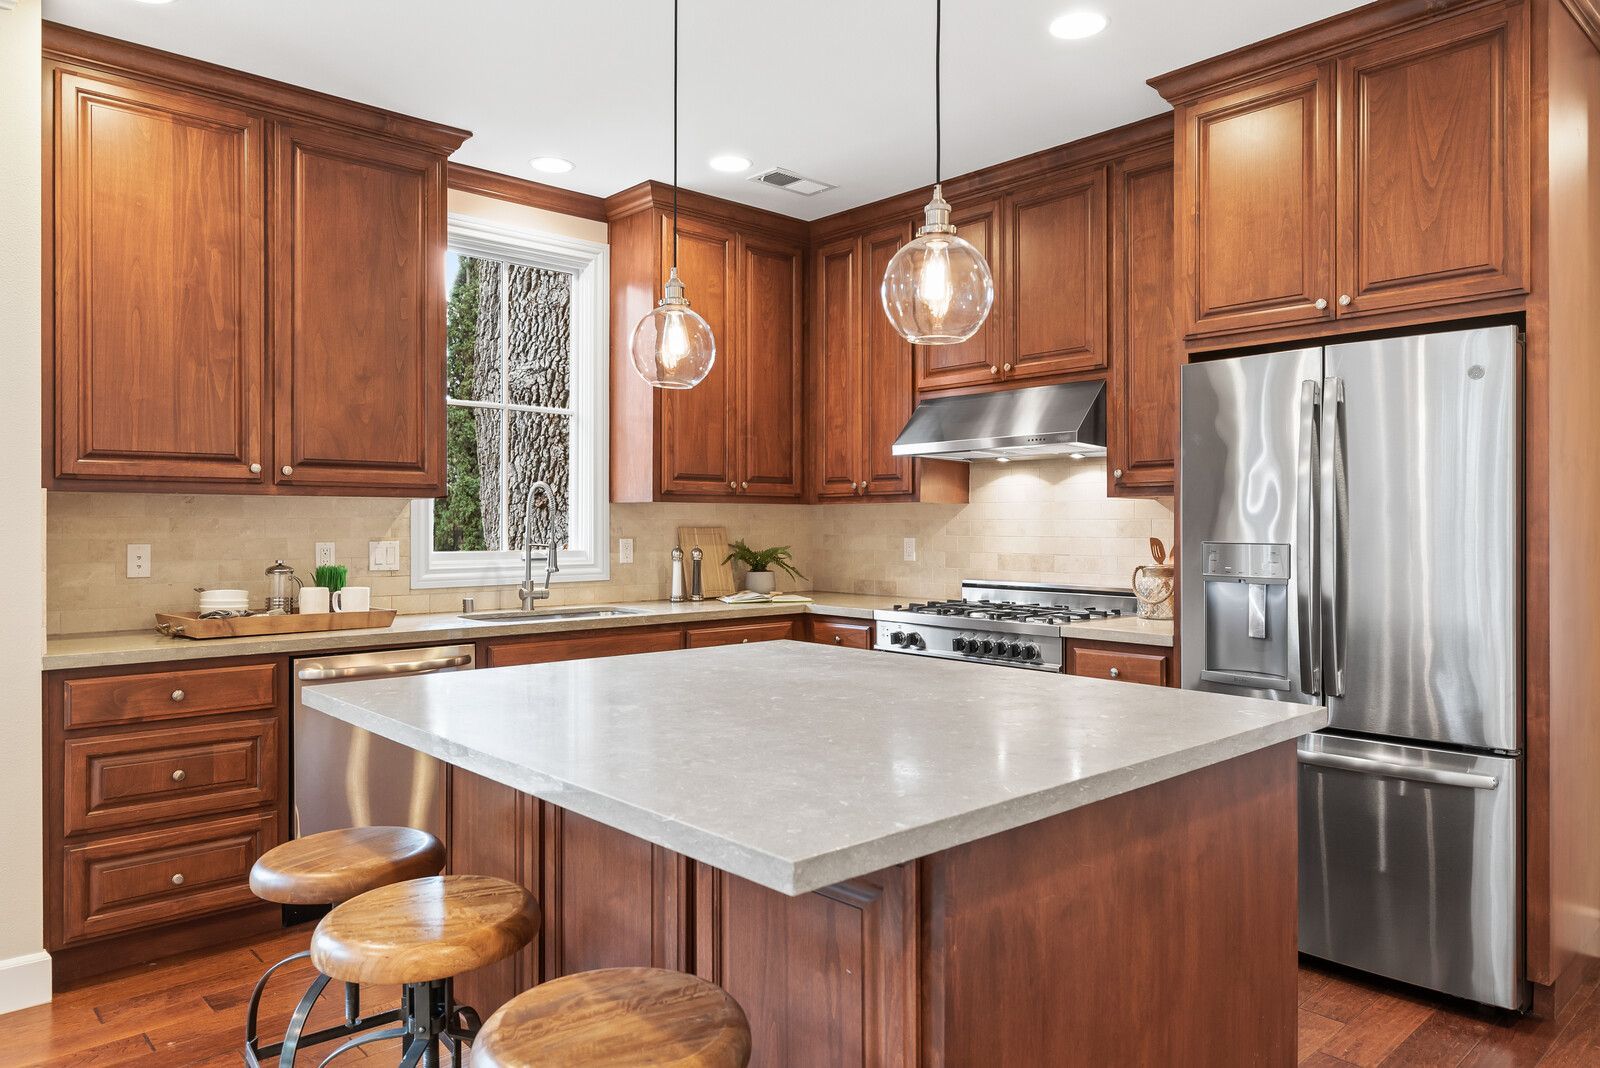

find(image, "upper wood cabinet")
[270,122,446,493]
[51,72,267,486]
[1159,1,1529,343]
[913,196,1006,393]
[608,183,806,502]
[44,29,468,496]
[1107,147,1180,496]
[1006,166,1108,381]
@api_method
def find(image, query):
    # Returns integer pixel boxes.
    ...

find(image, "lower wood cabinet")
[1065,639,1174,687]
[684,618,801,648]
[482,625,686,668]
[807,615,874,649]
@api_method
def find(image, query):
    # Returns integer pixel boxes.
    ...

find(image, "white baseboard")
[0,950,52,1015]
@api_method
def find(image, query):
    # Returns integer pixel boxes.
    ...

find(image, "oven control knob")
[1023,644,1040,661]
[907,633,926,650]
[889,631,907,646]
[1004,642,1022,658]
[951,636,967,652]
[978,639,995,655]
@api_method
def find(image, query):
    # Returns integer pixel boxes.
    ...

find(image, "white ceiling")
[43,0,1365,222]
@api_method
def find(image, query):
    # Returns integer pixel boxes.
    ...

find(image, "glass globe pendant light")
[881,0,994,345]
[630,0,716,389]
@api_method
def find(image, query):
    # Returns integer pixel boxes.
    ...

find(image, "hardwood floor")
[1,926,1597,1066]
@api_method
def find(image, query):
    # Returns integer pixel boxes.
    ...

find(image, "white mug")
[297,587,330,614]
[331,586,371,613]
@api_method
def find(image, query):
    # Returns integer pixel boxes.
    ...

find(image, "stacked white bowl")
[197,588,250,615]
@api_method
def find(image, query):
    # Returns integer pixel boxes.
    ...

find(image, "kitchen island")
[302,640,1322,1065]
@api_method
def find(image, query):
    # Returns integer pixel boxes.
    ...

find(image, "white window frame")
[412,214,610,589]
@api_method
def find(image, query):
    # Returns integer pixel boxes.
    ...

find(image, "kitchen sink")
[459,607,648,623]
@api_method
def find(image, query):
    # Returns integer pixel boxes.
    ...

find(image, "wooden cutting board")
[154,609,398,640]
[677,526,737,597]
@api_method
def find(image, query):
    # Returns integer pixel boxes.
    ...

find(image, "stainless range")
[873,581,1138,672]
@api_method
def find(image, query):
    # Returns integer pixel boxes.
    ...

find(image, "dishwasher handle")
[1297,749,1500,791]
[298,654,472,682]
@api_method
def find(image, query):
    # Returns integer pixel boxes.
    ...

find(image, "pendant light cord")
[934,0,942,185]
[672,0,680,270]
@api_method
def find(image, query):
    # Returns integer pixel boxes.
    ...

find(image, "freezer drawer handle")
[297,654,473,682]
[1297,749,1500,790]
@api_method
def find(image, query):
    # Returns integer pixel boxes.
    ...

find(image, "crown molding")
[447,163,607,222]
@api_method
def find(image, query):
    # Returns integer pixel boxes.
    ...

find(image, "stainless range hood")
[890,380,1107,461]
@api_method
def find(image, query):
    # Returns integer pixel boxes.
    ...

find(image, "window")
[411,214,609,588]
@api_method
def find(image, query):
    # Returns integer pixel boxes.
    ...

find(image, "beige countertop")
[41,593,903,672]
[302,641,1318,895]
[1060,616,1175,647]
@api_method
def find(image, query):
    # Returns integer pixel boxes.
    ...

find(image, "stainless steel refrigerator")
[1180,324,1523,1009]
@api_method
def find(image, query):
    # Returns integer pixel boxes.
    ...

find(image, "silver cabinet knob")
[281,465,293,476]
[740,481,748,491]
[1003,363,1013,372]
[849,481,859,491]
[170,873,185,886]
[729,481,737,490]
[1113,469,1124,479]
[171,769,187,783]
[989,365,999,375]
[1109,667,1121,678]
[170,689,185,702]
[1314,297,1329,310]
[740,638,750,644]
[249,462,262,474]
[1338,294,1352,306]
[833,635,843,644]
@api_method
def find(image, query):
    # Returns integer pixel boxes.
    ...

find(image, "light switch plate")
[127,544,151,578]
[903,537,917,562]
[618,538,634,564]
[315,542,336,568]
[369,540,400,572]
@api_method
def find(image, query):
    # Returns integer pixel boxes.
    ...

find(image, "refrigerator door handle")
[1297,379,1322,695]
[1297,748,1500,791]
[1322,376,1348,697]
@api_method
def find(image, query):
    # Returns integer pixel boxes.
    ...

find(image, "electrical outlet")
[315,542,336,568]
[903,537,917,563]
[369,540,400,572]
[618,538,635,564]
[126,544,151,578]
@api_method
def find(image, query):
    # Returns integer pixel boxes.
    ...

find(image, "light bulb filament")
[661,310,690,370]
[919,240,954,322]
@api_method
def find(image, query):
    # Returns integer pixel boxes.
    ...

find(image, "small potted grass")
[724,540,805,595]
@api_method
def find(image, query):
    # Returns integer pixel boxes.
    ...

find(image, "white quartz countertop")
[302,641,1322,895]
[1060,616,1174,647]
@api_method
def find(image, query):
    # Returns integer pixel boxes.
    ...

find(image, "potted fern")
[724,540,805,595]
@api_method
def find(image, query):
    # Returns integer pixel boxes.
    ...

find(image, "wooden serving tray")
[154,609,398,640]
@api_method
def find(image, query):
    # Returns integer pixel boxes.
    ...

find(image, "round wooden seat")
[311,875,540,986]
[248,826,446,906]
[473,967,752,1068]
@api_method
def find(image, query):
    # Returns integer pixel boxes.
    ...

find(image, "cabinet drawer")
[61,810,278,946]
[484,626,686,668]
[62,662,278,729]
[685,618,801,648]
[64,714,279,836]
[809,616,873,649]
[1067,643,1170,687]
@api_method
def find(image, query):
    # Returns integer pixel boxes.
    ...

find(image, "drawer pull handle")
[171,769,187,783]
[1108,668,1121,678]
[170,689,185,702]
[170,873,185,887]
[834,635,843,644]
[740,638,749,644]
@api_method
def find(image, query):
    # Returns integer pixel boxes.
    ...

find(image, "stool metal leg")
[244,950,311,1068]
[279,971,331,1068]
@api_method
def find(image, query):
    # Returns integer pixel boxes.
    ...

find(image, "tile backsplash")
[45,458,1171,635]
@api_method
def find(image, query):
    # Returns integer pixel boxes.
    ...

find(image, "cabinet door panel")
[862,224,917,495]
[54,73,265,484]
[812,238,863,499]
[1336,5,1528,315]
[1007,168,1108,380]
[1109,149,1180,495]
[271,122,444,492]
[913,197,1004,392]
[483,626,685,668]
[685,619,801,648]
[659,215,739,495]
[1183,64,1334,336]
[447,768,538,1016]
[738,238,804,498]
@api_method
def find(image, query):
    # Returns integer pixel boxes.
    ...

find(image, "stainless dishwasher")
[292,644,474,840]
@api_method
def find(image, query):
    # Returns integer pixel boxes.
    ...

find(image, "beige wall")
[2,0,50,1013]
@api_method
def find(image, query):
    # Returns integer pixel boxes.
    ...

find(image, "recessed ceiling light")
[709,154,752,173]
[530,156,574,174]
[1049,10,1107,39]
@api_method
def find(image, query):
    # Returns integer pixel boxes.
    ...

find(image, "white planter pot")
[743,571,777,594]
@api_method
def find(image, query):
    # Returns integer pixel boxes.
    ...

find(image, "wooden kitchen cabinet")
[609,183,807,502]
[685,618,801,648]
[1157,1,1529,343]
[1107,146,1181,496]
[1005,166,1109,381]
[44,28,468,496]
[482,625,686,668]
[809,615,875,649]
[1066,639,1173,687]
[913,195,1007,392]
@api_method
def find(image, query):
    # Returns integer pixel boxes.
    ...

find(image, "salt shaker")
[670,546,686,603]
[689,547,704,602]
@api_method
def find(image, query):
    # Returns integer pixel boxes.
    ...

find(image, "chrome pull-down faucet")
[519,480,565,610]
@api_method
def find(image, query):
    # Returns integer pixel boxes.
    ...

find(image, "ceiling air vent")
[748,167,835,196]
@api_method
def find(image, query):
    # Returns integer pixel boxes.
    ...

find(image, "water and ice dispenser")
[1197,542,1292,691]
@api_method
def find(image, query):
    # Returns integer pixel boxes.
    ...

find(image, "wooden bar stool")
[473,967,752,1068]
[244,826,446,1067]
[310,874,540,1067]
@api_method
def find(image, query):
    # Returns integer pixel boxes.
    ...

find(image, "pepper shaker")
[670,546,686,603]
[689,546,704,602]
